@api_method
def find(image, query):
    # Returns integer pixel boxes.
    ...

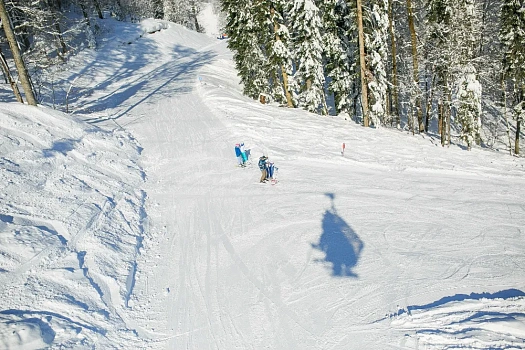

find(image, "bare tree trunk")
[353,82,359,123]
[281,67,293,107]
[446,93,451,147]
[357,0,369,127]
[55,23,67,56]
[93,0,104,19]
[501,73,513,155]
[189,0,201,32]
[425,74,435,132]
[0,0,37,105]
[441,105,448,146]
[516,116,521,155]
[0,47,23,103]
[407,0,424,132]
[388,0,400,128]
[438,97,443,137]
[79,2,91,26]
[46,0,67,56]
[440,75,452,147]
[479,0,490,56]
[516,84,524,155]
[408,103,415,135]
[193,15,201,33]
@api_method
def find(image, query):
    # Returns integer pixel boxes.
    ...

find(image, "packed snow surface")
[1,13,524,350]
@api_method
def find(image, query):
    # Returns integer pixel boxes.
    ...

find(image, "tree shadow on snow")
[311,193,364,277]
[82,45,216,123]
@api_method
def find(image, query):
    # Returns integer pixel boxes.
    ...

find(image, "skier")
[258,155,269,182]
[267,160,278,184]
[267,161,275,179]
[240,142,248,163]
[235,144,245,167]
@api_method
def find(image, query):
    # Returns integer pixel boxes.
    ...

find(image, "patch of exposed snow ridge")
[0,103,146,349]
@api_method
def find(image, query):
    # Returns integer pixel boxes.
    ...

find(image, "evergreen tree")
[387,0,400,127]
[406,0,424,132]
[500,0,525,154]
[425,0,456,145]
[253,0,282,104]
[426,0,483,146]
[453,0,483,149]
[222,0,269,99]
[317,0,357,116]
[454,65,482,150]
[268,1,295,106]
[289,0,327,114]
[364,0,389,126]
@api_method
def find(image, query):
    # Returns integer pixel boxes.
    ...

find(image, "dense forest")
[0,0,523,154]
[222,0,525,154]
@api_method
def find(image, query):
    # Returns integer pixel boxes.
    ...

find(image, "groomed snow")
[1,8,524,349]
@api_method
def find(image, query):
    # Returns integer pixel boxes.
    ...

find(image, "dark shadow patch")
[64,294,90,311]
[312,193,364,277]
[43,138,80,157]
[5,317,56,344]
[77,251,105,303]
[0,214,14,223]
[382,288,525,320]
[35,225,67,245]
[0,309,106,335]
[408,289,525,312]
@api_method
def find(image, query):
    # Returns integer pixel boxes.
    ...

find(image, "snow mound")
[0,103,146,348]
[391,290,525,349]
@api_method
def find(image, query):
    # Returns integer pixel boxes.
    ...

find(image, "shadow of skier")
[312,193,364,277]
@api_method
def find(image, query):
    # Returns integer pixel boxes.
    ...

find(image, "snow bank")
[0,103,146,348]
[391,290,525,348]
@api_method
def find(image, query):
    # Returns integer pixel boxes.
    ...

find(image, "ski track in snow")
[1,14,525,350]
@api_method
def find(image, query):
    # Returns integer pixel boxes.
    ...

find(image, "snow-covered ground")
[1,6,525,349]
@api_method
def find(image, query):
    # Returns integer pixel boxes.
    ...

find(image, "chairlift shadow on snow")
[311,193,364,277]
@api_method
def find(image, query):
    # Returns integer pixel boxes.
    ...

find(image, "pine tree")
[253,0,282,104]
[289,0,327,114]
[426,0,484,146]
[268,2,295,107]
[425,0,456,145]
[454,65,482,150]
[500,0,525,155]
[406,0,424,132]
[364,0,389,126]
[222,0,269,100]
[317,0,357,116]
[387,0,400,127]
[453,0,483,149]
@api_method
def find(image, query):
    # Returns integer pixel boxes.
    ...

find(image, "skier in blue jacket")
[258,155,268,182]
[235,144,245,167]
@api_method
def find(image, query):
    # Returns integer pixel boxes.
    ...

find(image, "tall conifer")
[317,0,357,115]
[289,0,327,114]
[500,0,525,154]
